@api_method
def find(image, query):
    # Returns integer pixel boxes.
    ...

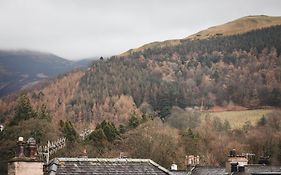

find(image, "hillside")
[0,22,280,128]
[202,109,273,129]
[122,15,281,56]
[1,17,281,125]
[0,50,93,97]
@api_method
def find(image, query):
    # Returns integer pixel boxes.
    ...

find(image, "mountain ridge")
[0,50,93,97]
[121,15,281,56]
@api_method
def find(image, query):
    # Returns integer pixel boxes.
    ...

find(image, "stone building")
[7,138,281,175]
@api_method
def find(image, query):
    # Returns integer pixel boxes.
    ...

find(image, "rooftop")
[190,166,228,175]
[188,165,281,175]
[47,158,172,175]
[245,164,281,175]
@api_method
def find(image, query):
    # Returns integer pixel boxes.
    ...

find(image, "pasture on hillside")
[201,109,274,129]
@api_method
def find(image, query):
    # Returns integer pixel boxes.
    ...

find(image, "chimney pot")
[26,137,38,159]
[229,149,236,157]
[17,137,25,158]
[18,137,24,142]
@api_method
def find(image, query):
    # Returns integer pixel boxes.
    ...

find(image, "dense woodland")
[1,95,281,174]
[0,25,281,174]
[77,25,281,120]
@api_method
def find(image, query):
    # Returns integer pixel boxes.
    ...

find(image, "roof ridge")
[246,164,281,167]
[55,157,154,162]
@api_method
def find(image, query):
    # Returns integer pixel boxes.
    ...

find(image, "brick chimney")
[8,137,43,175]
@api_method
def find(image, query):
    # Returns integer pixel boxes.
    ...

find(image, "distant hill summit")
[0,50,93,97]
[122,15,281,56]
[187,15,281,40]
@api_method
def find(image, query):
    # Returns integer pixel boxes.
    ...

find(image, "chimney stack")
[226,149,248,174]
[187,155,200,166]
[8,137,43,175]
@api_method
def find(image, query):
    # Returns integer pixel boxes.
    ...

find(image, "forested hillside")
[1,23,281,134]
[78,25,281,120]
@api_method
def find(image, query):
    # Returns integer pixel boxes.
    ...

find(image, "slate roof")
[47,158,172,175]
[188,165,281,175]
[245,164,281,174]
[190,166,228,175]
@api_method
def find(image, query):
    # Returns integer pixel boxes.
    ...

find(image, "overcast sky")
[0,0,281,60]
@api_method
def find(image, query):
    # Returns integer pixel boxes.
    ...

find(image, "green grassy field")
[201,109,273,129]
